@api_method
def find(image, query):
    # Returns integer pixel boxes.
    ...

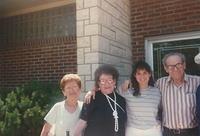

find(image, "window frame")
[145,31,200,72]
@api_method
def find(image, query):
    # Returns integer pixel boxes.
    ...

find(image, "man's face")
[164,55,185,81]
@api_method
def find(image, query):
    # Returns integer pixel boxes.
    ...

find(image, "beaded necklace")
[104,92,119,132]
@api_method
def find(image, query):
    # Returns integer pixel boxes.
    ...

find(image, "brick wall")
[0,37,77,88]
[130,0,200,62]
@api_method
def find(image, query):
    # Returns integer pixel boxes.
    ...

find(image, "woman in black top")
[74,64,127,136]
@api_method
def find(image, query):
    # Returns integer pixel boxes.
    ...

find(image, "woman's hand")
[84,87,97,104]
[120,80,131,92]
[73,119,87,136]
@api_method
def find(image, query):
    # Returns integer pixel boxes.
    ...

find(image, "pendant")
[113,110,118,119]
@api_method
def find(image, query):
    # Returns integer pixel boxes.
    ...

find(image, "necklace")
[105,92,119,132]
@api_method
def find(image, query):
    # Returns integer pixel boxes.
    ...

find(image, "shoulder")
[51,101,64,109]
[44,101,65,122]
[149,86,160,92]
[149,86,161,96]
[95,91,105,100]
[185,75,200,85]
[156,76,169,83]
[116,92,125,102]
[186,74,200,81]
[82,93,100,108]
[115,92,126,110]
[186,74,200,78]
[155,76,169,88]
[128,88,135,93]
[96,91,102,96]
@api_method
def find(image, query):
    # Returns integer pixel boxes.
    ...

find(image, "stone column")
[76,0,132,96]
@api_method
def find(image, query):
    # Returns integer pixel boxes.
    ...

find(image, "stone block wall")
[76,0,132,92]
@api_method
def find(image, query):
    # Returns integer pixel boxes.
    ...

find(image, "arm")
[156,87,162,122]
[40,122,52,136]
[75,95,95,136]
[157,100,162,122]
[119,80,131,92]
[84,87,97,104]
[41,103,58,136]
[73,119,87,136]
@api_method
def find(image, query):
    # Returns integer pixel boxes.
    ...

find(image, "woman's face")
[135,69,151,87]
[62,80,81,100]
[99,74,116,94]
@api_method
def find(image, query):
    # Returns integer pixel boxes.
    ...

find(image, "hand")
[120,80,131,92]
[84,87,97,104]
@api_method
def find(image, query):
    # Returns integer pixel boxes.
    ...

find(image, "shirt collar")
[166,74,188,85]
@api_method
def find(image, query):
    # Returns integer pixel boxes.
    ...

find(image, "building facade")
[0,0,199,93]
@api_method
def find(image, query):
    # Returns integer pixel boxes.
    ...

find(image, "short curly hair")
[60,74,81,90]
[94,64,119,88]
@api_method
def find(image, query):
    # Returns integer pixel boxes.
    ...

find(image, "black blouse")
[80,91,127,136]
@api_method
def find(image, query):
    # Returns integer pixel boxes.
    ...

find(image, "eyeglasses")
[99,79,114,85]
[166,62,183,70]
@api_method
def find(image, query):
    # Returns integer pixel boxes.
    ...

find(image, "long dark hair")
[131,60,154,96]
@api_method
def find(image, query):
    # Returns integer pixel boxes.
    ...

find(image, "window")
[145,31,200,80]
[0,4,76,46]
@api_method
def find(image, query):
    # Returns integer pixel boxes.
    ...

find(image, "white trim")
[145,31,200,71]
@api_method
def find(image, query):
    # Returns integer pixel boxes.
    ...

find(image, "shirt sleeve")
[44,103,59,125]
[79,98,95,121]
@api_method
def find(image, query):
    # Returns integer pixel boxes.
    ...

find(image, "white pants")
[126,125,162,136]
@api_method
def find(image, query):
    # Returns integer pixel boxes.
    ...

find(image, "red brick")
[0,37,77,88]
[130,0,200,61]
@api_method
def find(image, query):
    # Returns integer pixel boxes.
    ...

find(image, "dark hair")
[131,61,154,96]
[94,64,119,89]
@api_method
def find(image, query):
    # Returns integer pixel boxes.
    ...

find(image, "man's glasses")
[166,62,183,70]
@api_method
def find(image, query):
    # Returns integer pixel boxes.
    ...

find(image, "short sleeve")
[79,99,95,121]
[44,103,59,125]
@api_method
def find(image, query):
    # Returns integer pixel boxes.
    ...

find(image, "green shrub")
[0,81,62,136]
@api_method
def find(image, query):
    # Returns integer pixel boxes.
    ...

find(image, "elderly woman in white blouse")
[40,74,83,136]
